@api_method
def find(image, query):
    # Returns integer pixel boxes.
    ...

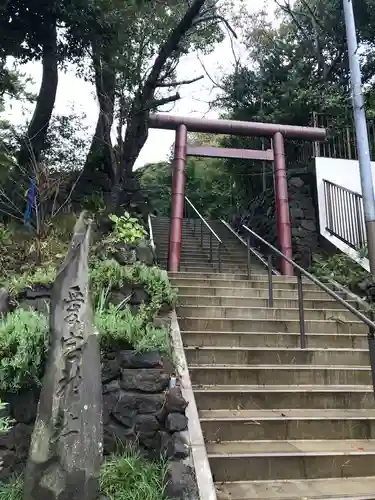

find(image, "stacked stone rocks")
[0,349,197,499]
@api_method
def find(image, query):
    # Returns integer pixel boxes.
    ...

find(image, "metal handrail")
[324,179,361,198]
[148,214,156,251]
[220,219,280,277]
[243,224,375,328]
[323,179,366,250]
[184,197,222,272]
[185,197,222,244]
[242,223,375,392]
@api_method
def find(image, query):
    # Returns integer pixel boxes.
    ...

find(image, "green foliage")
[4,265,57,296]
[0,400,12,432]
[82,192,106,212]
[109,213,147,244]
[0,476,23,500]
[90,259,177,316]
[139,153,236,220]
[0,445,167,500]
[96,305,170,355]
[311,253,369,295]
[100,447,167,500]
[0,309,48,392]
[358,246,369,260]
[0,224,11,247]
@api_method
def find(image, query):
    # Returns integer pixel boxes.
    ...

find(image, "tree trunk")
[18,21,58,170]
[79,43,116,198]
[83,42,116,188]
[113,0,208,210]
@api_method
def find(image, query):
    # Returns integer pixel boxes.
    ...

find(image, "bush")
[96,304,170,355]
[109,213,147,244]
[311,252,369,295]
[4,265,57,296]
[100,447,167,500]
[90,259,177,317]
[0,309,48,392]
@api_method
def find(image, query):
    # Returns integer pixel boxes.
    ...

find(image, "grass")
[0,448,167,500]
[3,265,57,297]
[95,303,171,355]
[0,476,23,500]
[90,259,177,315]
[0,309,48,392]
[100,447,167,500]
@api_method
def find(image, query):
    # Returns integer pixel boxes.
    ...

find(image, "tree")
[0,0,62,168]
[78,0,232,209]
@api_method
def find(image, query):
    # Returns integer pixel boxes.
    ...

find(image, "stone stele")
[24,213,103,500]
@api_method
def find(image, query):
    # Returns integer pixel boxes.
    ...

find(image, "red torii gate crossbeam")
[149,114,326,276]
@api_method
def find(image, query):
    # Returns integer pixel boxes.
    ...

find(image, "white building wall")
[315,157,375,271]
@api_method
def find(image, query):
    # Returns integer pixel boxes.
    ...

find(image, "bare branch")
[147,93,181,109]
[156,75,204,87]
[197,52,226,91]
[193,14,237,38]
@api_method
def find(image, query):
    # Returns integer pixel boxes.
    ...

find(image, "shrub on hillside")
[0,309,48,392]
[90,259,177,317]
[96,304,170,355]
[311,253,369,296]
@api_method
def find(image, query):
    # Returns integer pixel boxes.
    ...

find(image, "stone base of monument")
[0,349,196,499]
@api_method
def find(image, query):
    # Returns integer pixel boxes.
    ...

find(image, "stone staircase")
[152,216,375,499]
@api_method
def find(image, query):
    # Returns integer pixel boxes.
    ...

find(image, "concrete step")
[185,346,370,366]
[182,331,368,349]
[175,286,343,300]
[189,364,371,386]
[171,272,250,280]
[215,477,375,500]
[178,295,357,310]
[175,266,250,273]
[177,305,359,322]
[178,317,368,334]
[207,439,375,482]
[170,277,322,291]
[193,384,375,410]
[172,266,218,273]
[200,408,375,441]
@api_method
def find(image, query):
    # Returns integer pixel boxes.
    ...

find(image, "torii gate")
[149,114,326,276]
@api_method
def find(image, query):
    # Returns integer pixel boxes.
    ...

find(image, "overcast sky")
[5,0,276,169]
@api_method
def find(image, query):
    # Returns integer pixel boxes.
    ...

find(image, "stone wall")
[0,349,197,499]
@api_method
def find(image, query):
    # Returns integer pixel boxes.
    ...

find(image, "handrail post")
[297,270,306,349]
[200,219,203,247]
[218,243,222,273]
[268,254,273,307]
[247,235,251,279]
[210,233,213,262]
[368,311,375,394]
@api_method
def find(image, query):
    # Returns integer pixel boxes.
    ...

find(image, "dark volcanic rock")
[120,369,169,393]
[165,386,188,414]
[0,288,9,315]
[101,358,121,383]
[134,414,160,439]
[165,413,188,432]
[113,392,164,417]
[8,389,39,424]
[116,350,163,369]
